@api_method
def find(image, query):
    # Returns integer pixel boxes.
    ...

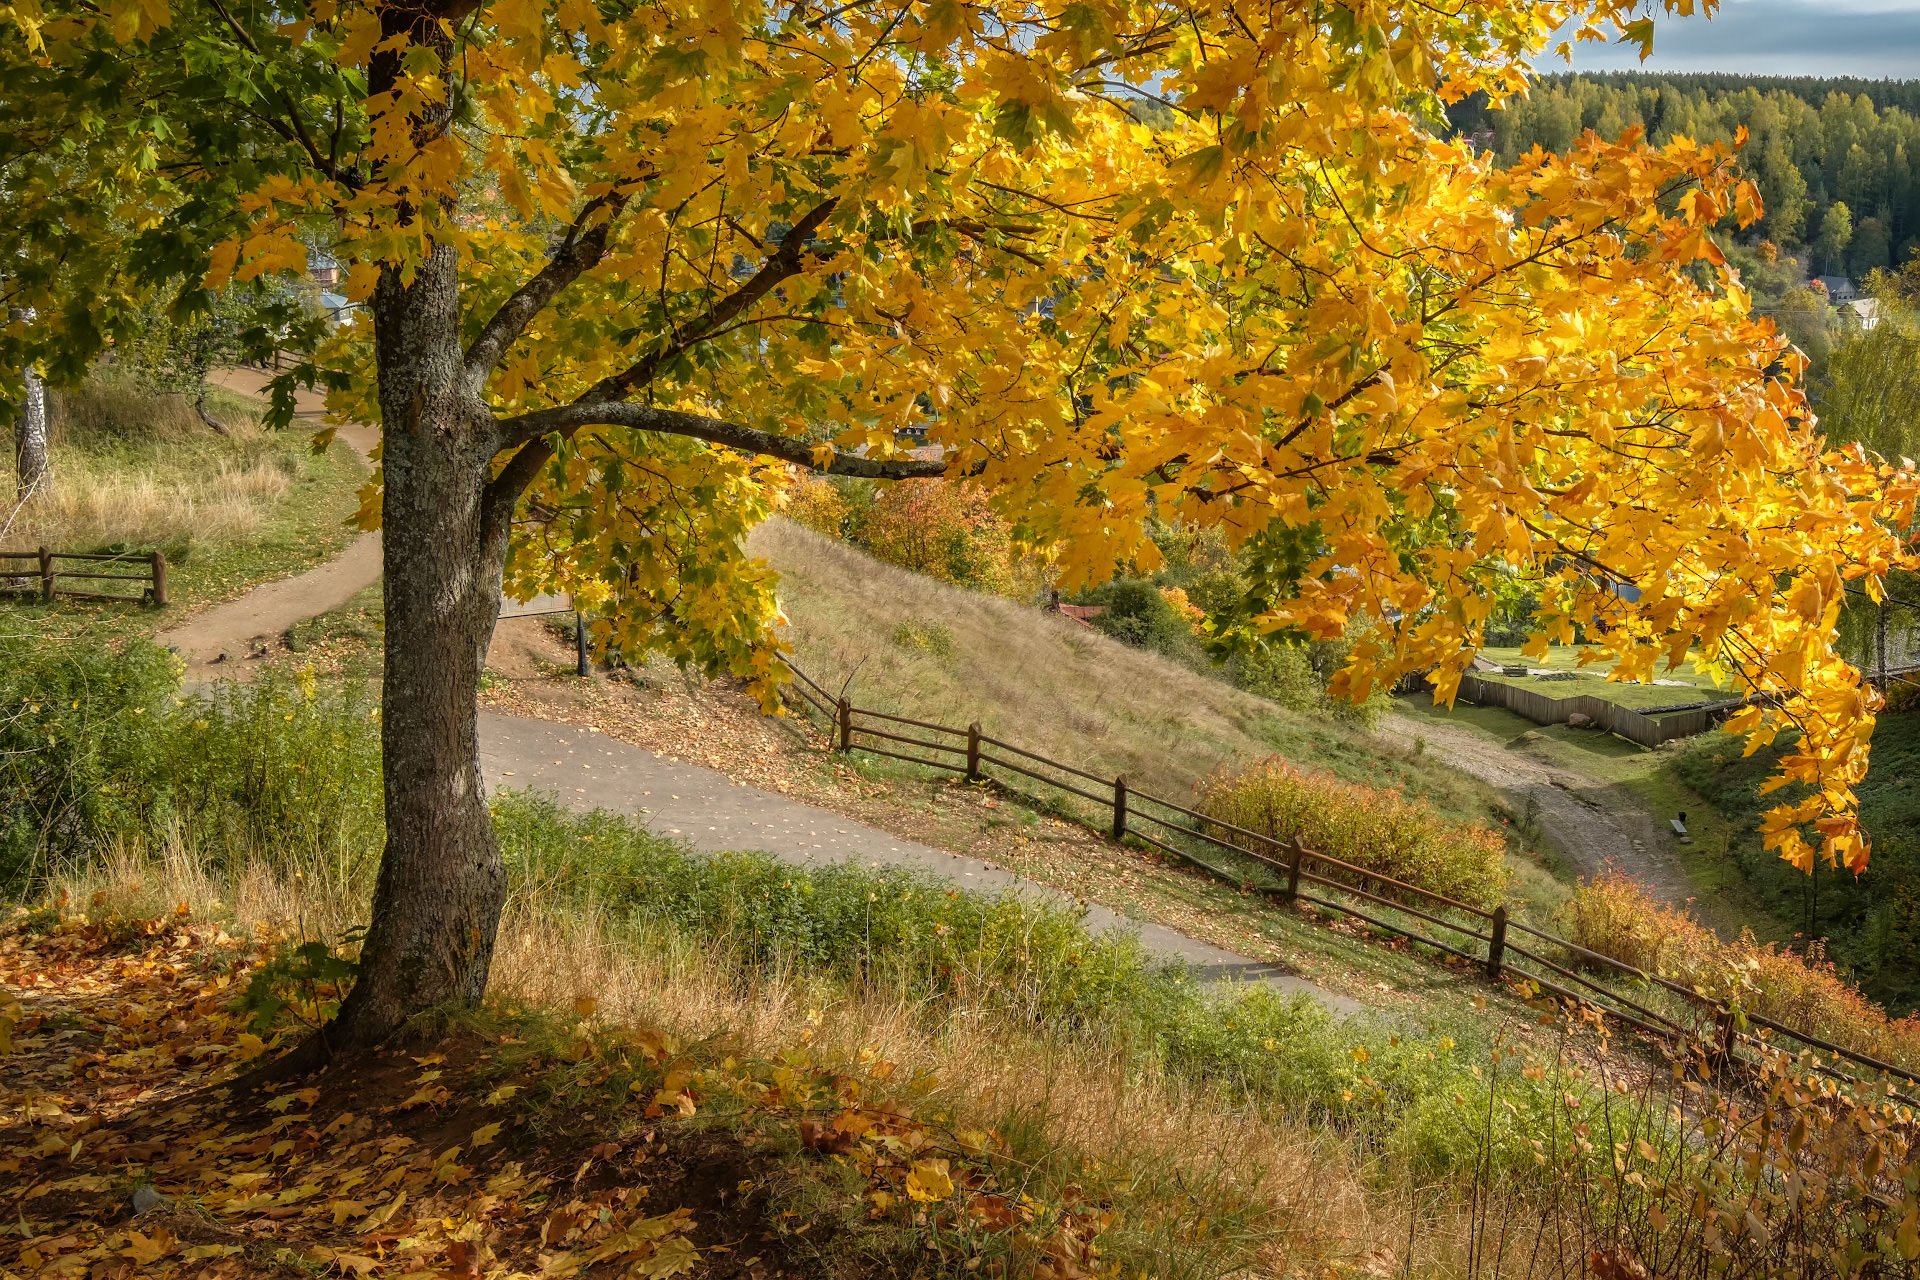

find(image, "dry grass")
[9,456,296,551]
[53,842,1430,1276]
[751,518,1500,826]
[1563,870,1920,1071]
[1,375,302,554]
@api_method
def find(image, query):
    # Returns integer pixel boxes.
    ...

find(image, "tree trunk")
[1876,600,1889,695]
[192,381,230,436]
[13,363,48,502]
[324,239,511,1050]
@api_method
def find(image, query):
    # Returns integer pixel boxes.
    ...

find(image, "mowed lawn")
[1475,645,1732,711]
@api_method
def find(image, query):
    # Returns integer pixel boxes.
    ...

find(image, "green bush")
[0,637,179,883]
[1081,577,1204,662]
[0,638,381,888]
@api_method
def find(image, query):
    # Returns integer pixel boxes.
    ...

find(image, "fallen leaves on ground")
[0,907,1115,1278]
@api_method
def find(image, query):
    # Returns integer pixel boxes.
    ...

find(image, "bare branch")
[496,400,952,479]
[577,197,838,404]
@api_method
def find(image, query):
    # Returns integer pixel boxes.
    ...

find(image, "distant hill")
[1447,72,1920,278]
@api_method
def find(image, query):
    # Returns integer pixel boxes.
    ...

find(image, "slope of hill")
[751,517,1499,828]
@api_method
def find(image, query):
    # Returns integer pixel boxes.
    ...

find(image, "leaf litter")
[0,906,1115,1279]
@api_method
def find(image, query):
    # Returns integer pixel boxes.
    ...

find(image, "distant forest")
[1447,73,1920,278]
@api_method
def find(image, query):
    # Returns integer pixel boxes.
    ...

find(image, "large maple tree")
[3,0,1912,1048]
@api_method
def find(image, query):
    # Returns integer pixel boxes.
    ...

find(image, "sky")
[1559,0,1920,77]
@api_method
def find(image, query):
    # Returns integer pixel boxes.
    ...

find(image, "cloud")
[1558,0,1920,77]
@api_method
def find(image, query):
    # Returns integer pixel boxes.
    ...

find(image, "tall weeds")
[0,639,381,889]
[1198,755,1511,908]
[1562,871,1920,1074]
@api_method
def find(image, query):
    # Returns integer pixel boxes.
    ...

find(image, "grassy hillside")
[1,372,366,639]
[1671,709,1920,1012]
[752,518,1502,828]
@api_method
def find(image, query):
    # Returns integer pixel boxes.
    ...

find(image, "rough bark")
[192,381,230,435]
[322,237,510,1049]
[13,366,48,501]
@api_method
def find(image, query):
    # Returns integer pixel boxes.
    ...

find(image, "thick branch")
[464,193,630,392]
[496,400,951,479]
[577,197,839,404]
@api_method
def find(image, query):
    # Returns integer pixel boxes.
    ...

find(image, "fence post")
[1710,1004,1738,1071]
[966,722,982,782]
[1111,776,1128,841]
[574,610,590,677]
[1486,905,1509,980]
[836,698,852,753]
[148,552,168,606]
[38,546,53,602]
[1284,840,1303,902]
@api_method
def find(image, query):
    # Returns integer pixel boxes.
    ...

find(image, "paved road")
[480,711,1364,1015]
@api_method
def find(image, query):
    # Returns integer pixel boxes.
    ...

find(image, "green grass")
[1475,645,1730,711]
[0,374,367,645]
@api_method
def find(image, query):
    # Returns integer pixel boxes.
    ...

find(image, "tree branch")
[496,400,953,479]
[577,196,838,404]
[463,192,631,392]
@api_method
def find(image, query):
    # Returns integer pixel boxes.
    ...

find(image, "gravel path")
[480,710,1364,1015]
[1385,709,1693,906]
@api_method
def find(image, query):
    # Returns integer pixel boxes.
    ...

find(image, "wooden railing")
[0,547,168,605]
[780,660,1920,1098]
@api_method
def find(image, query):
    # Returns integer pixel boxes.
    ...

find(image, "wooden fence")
[0,547,168,605]
[1456,672,1735,746]
[779,661,1920,1098]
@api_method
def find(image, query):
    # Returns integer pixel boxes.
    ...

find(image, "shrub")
[1197,757,1509,908]
[1083,577,1204,662]
[782,474,854,539]
[850,479,1013,593]
[1561,871,1920,1071]
[0,639,381,889]
[0,637,179,884]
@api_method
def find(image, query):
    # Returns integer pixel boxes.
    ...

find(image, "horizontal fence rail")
[778,659,1920,1098]
[0,547,168,605]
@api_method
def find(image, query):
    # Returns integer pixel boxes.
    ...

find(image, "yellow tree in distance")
[1,0,1912,1043]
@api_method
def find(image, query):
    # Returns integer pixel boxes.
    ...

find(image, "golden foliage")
[16,0,1917,870]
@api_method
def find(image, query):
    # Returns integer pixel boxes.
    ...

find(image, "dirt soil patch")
[1380,708,1690,907]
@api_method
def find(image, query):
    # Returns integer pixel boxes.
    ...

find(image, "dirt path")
[155,369,382,672]
[1384,709,1693,906]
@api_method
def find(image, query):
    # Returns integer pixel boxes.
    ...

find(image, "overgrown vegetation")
[1198,757,1511,909]
[1563,870,1920,1074]
[784,475,1025,597]
[1668,710,1920,1014]
[0,637,380,890]
[0,370,366,624]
